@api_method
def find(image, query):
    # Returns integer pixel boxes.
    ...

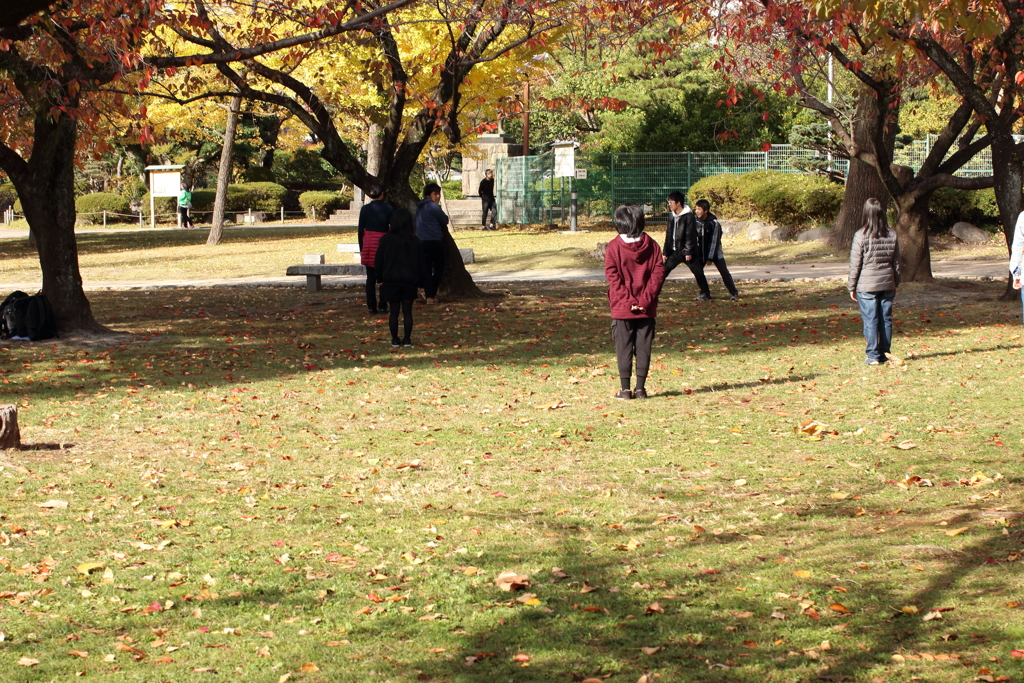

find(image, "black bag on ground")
[1,290,30,338]
[1,291,58,341]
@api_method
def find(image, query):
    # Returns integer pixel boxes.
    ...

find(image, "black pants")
[364,267,386,312]
[665,254,710,296]
[611,318,655,381]
[422,240,445,298]
[389,299,414,341]
[481,197,497,227]
[178,205,193,228]
[705,256,738,296]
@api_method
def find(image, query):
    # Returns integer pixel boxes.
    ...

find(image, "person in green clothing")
[177,182,195,229]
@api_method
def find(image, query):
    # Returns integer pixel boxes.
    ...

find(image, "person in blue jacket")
[415,183,449,303]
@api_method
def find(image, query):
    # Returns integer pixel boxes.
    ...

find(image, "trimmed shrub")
[227,182,288,212]
[141,192,178,222]
[930,187,1000,231]
[299,191,345,220]
[688,170,843,226]
[75,193,131,223]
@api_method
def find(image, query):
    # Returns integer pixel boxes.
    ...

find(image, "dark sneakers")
[391,338,401,347]
[633,389,648,399]
[402,338,413,347]
[696,293,712,302]
[614,389,633,400]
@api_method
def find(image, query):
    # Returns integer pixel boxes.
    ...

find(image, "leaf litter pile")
[0,279,1022,683]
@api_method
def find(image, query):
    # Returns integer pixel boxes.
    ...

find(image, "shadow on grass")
[365,523,1022,682]
[0,280,1019,406]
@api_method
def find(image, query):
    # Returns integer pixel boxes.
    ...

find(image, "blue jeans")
[857,290,895,362]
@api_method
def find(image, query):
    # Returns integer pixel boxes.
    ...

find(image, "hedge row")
[688,170,843,227]
[75,193,132,223]
[142,182,290,221]
[930,186,1000,230]
[298,191,346,220]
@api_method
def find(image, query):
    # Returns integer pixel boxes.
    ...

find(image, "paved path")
[0,259,1007,292]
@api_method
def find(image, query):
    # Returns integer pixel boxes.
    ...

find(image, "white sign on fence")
[552,141,576,178]
[575,168,588,180]
[144,165,184,229]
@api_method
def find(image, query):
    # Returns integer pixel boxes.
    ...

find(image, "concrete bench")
[337,243,474,264]
[286,264,366,292]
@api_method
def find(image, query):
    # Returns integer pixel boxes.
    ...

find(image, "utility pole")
[522,82,530,157]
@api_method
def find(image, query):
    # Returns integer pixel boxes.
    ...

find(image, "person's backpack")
[1,291,30,339]
[1,291,58,341]
[24,293,58,341]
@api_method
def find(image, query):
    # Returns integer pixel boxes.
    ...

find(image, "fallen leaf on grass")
[67,650,88,658]
[646,602,665,614]
[640,646,661,655]
[945,527,969,537]
[36,500,68,509]
[897,475,933,490]
[902,605,920,614]
[580,582,599,594]
[733,611,754,619]
[395,460,422,471]
[923,611,943,621]
[1010,650,1024,658]
[495,572,530,592]
[829,603,850,614]
[793,570,812,579]
[733,479,747,487]
[298,663,319,673]
[796,419,831,436]
[513,654,530,662]
[895,440,917,450]
[17,657,39,667]
[75,562,105,575]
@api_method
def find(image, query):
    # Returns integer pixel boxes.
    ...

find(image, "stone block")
[951,221,992,245]
[460,248,475,264]
[235,212,266,224]
[796,226,829,242]
[720,220,747,237]
[747,221,789,242]
[304,253,326,265]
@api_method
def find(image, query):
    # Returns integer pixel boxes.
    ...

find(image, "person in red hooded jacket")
[605,203,665,400]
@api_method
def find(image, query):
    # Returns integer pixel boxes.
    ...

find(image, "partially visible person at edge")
[375,208,427,348]
[479,169,497,231]
[605,203,665,400]
[357,184,393,315]
[661,191,704,299]
[1009,209,1024,321]
[693,199,739,301]
[177,183,195,229]
[415,183,448,304]
[848,197,900,365]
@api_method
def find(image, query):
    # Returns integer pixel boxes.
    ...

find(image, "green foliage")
[441,179,465,200]
[274,148,339,187]
[298,191,346,219]
[689,171,843,226]
[930,187,1001,230]
[0,182,17,209]
[226,182,288,212]
[141,192,178,221]
[238,166,276,183]
[75,193,132,223]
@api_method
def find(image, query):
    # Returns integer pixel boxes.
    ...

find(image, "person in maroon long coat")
[604,204,665,400]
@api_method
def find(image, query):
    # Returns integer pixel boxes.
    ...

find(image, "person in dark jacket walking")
[358,184,393,314]
[415,183,449,303]
[375,209,427,347]
[693,199,739,301]
[663,191,711,300]
[848,197,900,365]
[479,169,497,230]
[605,203,665,400]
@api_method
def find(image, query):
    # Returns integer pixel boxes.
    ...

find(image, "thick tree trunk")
[893,193,934,282]
[990,137,1024,300]
[384,178,483,298]
[829,92,892,251]
[208,94,242,247]
[15,112,103,332]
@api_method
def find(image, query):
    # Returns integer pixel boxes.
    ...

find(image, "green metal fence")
[496,142,997,224]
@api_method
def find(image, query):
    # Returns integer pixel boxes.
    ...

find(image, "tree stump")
[0,404,21,450]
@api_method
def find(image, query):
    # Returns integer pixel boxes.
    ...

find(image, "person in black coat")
[374,208,428,347]
[693,199,739,300]
[479,169,497,230]
[357,183,393,314]
[662,190,710,300]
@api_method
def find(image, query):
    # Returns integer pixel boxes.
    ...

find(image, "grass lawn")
[0,224,1007,284]
[0,279,1022,682]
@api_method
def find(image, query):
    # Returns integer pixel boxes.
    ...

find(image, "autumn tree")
[144,0,580,297]
[708,0,997,281]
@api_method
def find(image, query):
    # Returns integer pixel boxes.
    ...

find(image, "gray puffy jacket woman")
[848,198,900,365]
